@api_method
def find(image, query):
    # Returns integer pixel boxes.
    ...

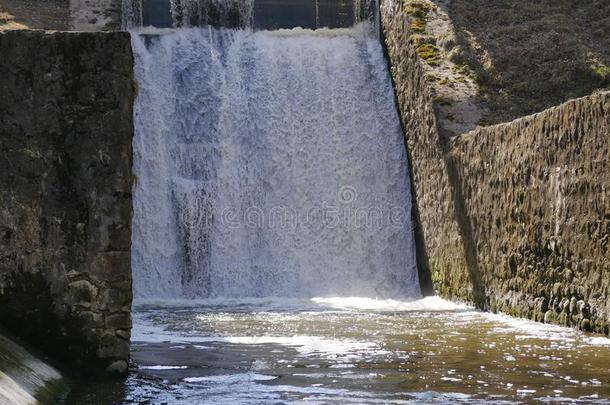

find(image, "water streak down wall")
[0,30,134,376]
[381,0,610,334]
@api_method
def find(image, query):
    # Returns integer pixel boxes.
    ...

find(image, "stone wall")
[69,0,123,31]
[380,0,475,301]
[0,0,122,31]
[0,30,134,376]
[448,93,610,334]
[381,0,610,335]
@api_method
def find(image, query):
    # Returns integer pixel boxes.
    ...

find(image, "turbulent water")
[131,22,420,299]
[68,298,610,404]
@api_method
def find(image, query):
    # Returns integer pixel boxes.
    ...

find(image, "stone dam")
[0,0,609,403]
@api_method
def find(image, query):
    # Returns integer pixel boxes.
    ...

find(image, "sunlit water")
[68,298,610,404]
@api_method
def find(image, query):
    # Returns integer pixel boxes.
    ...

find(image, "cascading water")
[123,0,376,29]
[130,5,420,299]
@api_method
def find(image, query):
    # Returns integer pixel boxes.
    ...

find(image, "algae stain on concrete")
[0,333,67,404]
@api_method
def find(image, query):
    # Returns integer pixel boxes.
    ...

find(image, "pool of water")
[67,297,610,404]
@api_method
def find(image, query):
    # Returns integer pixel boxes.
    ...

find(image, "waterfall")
[170,0,254,28]
[131,21,420,299]
[122,0,377,29]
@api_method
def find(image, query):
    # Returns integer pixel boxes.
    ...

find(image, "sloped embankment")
[381,0,610,335]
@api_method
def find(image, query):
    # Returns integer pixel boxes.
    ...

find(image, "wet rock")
[115,329,131,340]
[569,297,578,314]
[552,282,562,297]
[98,333,130,359]
[105,360,128,377]
[544,310,558,324]
[68,280,99,308]
[105,313,132,330]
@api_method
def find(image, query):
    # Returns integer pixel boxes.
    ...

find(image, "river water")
[67,297,610,404]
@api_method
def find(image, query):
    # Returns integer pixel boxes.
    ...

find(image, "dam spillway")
[123,0,376,29]
[131,20,420,299]
[1,0,609,402]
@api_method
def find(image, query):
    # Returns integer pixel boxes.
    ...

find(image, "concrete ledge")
[0,332,67,404]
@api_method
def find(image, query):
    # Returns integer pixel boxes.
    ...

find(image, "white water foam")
[139,365,189,370]
[131,23,420,299]
[311,296,471,312]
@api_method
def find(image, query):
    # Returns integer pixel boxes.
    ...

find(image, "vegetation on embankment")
[382,0,610,336]
[450,0,610,125]
[399,0,610,128]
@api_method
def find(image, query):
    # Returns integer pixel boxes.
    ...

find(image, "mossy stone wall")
[380,0,474,301]
[381,0,609,335]
[449,93,610,334]
[0,30,134,376]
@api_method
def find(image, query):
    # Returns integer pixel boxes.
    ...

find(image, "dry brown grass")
[445,0,610,124]
[0,11,27,30]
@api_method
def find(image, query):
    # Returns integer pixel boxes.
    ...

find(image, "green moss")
[415,43,440,66]
[451,64,477,81]
[433,96,454,106]
[405,0,435,35]
[424,73,451,85]
[410,34,436,47]
[424,73,440,82]
[405,0,434,18]
[410,19,426,33]
[38,378,69,404]
[591,62,610,82]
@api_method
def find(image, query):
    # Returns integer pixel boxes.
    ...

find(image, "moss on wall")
[380,0,472,302]
[448,92,610,335]
[382,0,609,335]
